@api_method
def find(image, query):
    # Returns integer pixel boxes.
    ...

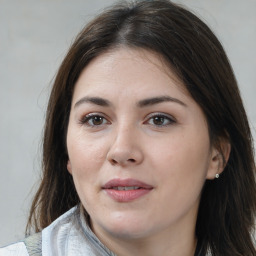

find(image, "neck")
[91,216,198,256]
[103,230,197,256]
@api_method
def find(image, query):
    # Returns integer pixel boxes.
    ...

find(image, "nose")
[107,126,144,166]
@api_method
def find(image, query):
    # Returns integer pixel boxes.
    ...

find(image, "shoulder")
[0,206,90,256]
[0,242,29,256]
[0,207,75,256]
[0,232,42,256]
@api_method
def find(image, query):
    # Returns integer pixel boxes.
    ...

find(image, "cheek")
[67,131,107,182]
[149,136,210,218]
[67,136,108,210]
[149,129,211,188]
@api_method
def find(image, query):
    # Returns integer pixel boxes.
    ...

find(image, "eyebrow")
[74,97,112,108]
[137,96,187,107]
[74,95,187,108]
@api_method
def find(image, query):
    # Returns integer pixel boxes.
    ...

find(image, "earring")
[215,154,221,179]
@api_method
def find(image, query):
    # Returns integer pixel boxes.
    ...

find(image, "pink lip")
[102,178,153,202]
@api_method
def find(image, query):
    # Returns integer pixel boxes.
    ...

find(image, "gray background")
[0,0,255,246]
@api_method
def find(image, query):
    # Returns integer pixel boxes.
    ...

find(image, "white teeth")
[113,186,140,190]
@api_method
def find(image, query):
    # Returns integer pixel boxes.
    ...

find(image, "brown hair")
[27,1,256,255]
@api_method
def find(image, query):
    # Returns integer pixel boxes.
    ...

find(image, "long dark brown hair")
[27,1,256,255]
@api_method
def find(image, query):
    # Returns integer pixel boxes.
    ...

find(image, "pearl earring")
[215,173,219,179]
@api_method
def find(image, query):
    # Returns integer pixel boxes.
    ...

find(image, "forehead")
[72,47,189,103]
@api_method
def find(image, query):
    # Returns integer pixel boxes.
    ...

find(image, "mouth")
[102,179,153,202]
[112,186,141,190]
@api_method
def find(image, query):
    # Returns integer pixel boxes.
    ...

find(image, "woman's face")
[66,48,218,242]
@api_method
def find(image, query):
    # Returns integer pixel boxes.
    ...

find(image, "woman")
[1,0,255,255]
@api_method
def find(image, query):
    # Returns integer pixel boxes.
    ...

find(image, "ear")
[206,139,231,180]
[67,160,72,175]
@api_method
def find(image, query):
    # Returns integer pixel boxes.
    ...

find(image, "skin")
[66,48,221,256]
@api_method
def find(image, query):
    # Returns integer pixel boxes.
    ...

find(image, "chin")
[94,213,152,240]
[106,225,150,240]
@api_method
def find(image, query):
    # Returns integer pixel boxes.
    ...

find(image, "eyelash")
[145,113,176,127]
[79,113,109,127]
[79,113,176,128]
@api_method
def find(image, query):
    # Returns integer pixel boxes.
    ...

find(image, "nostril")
[110,158,136,165]
[111,159,118,165]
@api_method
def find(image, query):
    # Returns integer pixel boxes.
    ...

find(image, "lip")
[102,178,153,202]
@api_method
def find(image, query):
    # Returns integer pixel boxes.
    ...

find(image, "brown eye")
[152,116,166,126]
[91,116,104,125]
[81,114,108,127]
[146,114,175,127]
